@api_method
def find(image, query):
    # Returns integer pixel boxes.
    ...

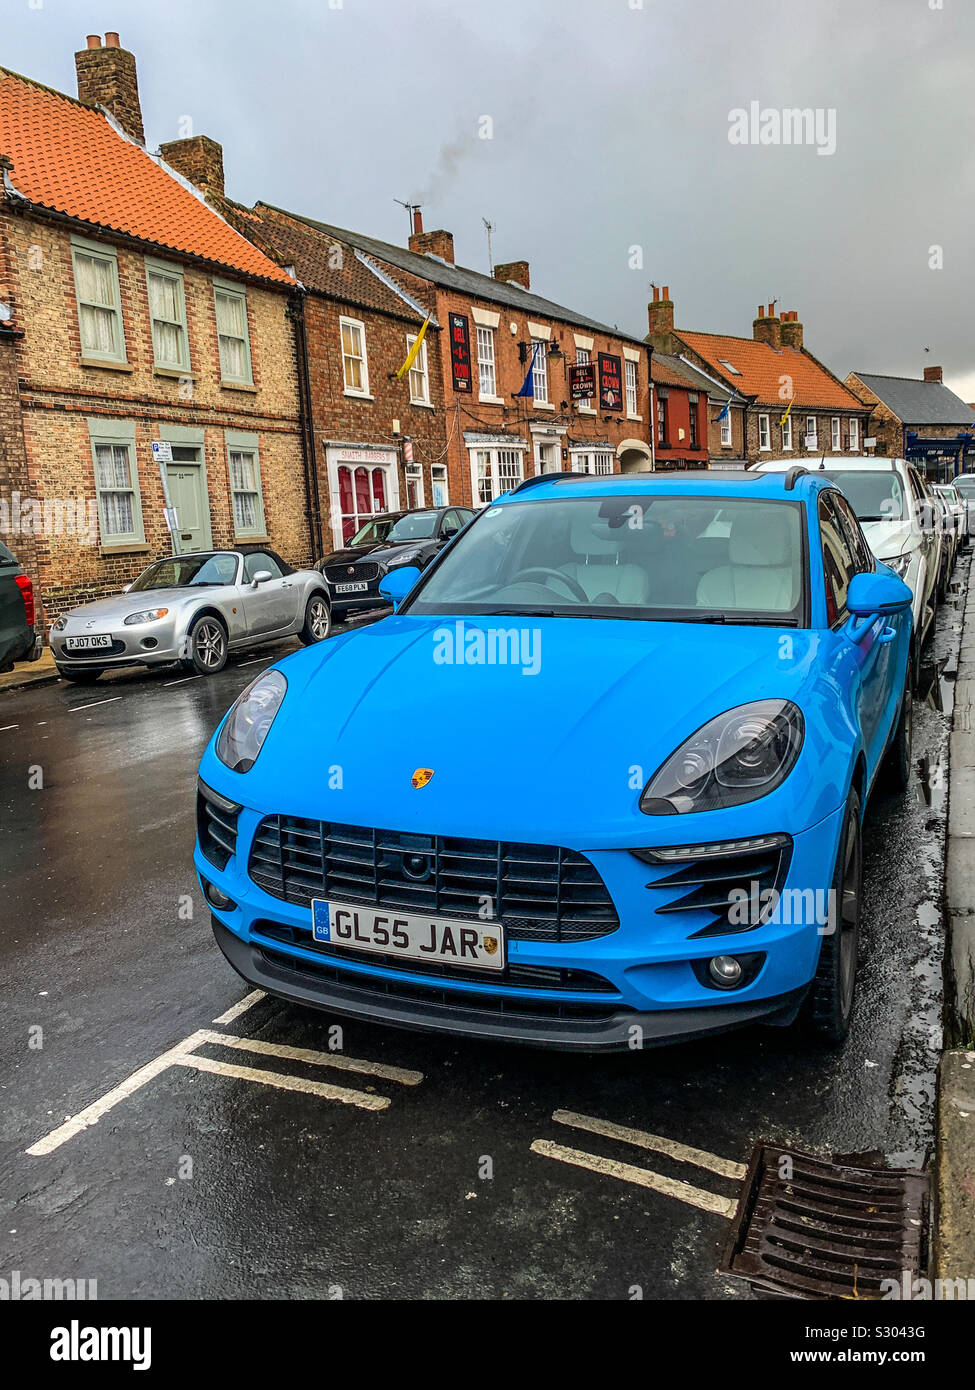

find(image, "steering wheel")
[507,566,589,603]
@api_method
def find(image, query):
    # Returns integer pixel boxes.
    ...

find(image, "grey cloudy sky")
[7,0,975,396]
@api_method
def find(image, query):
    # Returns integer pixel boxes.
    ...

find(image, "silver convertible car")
[50,547,331,683]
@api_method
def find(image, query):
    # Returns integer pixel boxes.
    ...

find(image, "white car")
[752,457,939,678]
[948,474,975,539]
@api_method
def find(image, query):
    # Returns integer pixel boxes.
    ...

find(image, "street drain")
[718,1143,929,1300]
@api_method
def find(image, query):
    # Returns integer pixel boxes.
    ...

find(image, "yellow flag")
[395,315,431,379]
[778,395,795,427]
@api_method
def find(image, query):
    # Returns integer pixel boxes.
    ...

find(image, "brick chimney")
[645,285,676,354]
[75,33,145,146]
[752,305,782,350]
[779,309,803,351]
[409,229,455,263]
[494,260,530,291]
[923,365,943,383]
[159,135,225,199]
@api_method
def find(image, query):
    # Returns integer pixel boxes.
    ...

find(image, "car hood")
[225,614,830,845]
[59,588,203,625]
[321,540,428,567]
[859,519,917,560]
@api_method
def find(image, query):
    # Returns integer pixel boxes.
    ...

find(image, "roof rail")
[508,471,583,496]
[783,465,809,491]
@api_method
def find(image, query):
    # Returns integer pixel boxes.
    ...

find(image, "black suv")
[0,540,39,671]
[317,506,474,623]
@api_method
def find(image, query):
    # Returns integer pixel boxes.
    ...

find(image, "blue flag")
[717,393,735,421]
[515,344,540,398]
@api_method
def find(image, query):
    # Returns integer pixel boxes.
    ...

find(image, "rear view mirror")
[378,565,421,611]
[252,570,273,585]
[847,570,912,620]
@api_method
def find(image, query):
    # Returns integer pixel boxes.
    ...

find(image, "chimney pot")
[662,285,669,300]
[652,286,659,303]
[412,207,423,235]
[105,31,121,47]
[86,34,102,49]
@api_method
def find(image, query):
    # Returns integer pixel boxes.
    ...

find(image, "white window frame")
[214,281,253,385]
[849,418,860,452]
[806,416,818,449]
[405,462,425,509]
[574,347,594,412]
[339,315,370,398]
[531,339,549,404]
[781,413,792,450]
[87,418,144,546]
[831,417,841,451]
[72,236,126,365]
[625,358,639,419]
[430,463,449,507]
[146,258,190,373]
[225,430,267,539]
[406,333,430,406]
[758,413,771,451]
[476,325,497,400]
[470,446,525,504]
[720,411,733,448]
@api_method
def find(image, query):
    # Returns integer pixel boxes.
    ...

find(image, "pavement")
[0,644,58,693]
[937,552,975,1281]
[0,591,965,1299]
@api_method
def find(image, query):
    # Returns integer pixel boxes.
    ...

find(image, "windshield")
[818,469,906,522]
[406,495,804,625]
[953,475,975,497]
[349,517,398,546]
[129,553,238,591]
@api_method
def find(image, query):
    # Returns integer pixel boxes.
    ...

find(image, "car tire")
[881,669,913,793]
[56,666,104,683]
[299,592,331,645]
[180,615,228,676]
[801,787,862,1046]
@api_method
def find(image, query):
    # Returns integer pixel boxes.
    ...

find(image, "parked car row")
[194,466,922,1056]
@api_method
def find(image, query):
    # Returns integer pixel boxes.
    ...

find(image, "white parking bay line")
[68,697,122,713]
[212,990,266,1025]
[552,1109,747,1181]
[164,676,200,687]
[237,657,267,667]
[0,724,18,732]
[26,1029,213,1156]
[172,1053,389,1111]
[531,1140,737,1217]
[197,1029,423,1086]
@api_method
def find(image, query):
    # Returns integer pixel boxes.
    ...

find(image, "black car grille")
[251,919,616,992]
[258,945,626,1020]
[248,817,620,943]
[324,562,380,583]
[197,784,241,871]
[649,837,793,937]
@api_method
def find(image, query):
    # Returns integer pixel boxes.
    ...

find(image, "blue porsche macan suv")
[195,469,913,1050]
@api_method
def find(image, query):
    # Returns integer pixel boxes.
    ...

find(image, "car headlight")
[887,553,912,579]
[384,549,424,571]
[123,608,169,625]
[216,669,287,773]
[53,616,67,631]
[640,699,804,815]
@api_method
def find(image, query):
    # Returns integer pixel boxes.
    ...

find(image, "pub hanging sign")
[569,361,596,400]
[598,352,623,411]
[449,312,472,393]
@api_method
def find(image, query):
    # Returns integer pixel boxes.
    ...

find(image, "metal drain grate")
[718,1143,929,1300]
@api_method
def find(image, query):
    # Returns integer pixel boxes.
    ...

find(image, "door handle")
[879,626,897,644]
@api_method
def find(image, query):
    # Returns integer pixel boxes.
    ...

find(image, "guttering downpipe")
[293,289,324,557]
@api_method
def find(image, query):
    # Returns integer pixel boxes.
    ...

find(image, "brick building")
[845,367,975,482]
[649,352,713,470]
[255,206,653,507]
[0,35,311,625]
[645,289,869,468]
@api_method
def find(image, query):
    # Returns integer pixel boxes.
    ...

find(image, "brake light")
[14,573,34,627]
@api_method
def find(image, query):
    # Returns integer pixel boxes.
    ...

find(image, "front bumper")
[195,784,847,1052]
[50,628,182,669]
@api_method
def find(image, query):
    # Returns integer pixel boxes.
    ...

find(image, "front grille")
[259,945,626,1020]
[197,784,241,871]
[649,838,793,937]
[248,817,620,943]
[252,919,616,992]
[324,562,380,583]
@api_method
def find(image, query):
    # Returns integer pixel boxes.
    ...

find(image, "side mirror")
[251,569,273,586]
[122,583,132,593]
[847,570,913,623]
[441,526,459,540]
[378,565,422,611]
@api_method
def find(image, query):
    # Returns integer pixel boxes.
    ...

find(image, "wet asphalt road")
[0,569,966,1301]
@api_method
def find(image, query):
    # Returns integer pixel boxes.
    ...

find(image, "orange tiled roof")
[0,68,292,285]
[678,330,863,411]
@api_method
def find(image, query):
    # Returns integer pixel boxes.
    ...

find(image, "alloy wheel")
[309,599,330,640]
[195,621,226,669]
